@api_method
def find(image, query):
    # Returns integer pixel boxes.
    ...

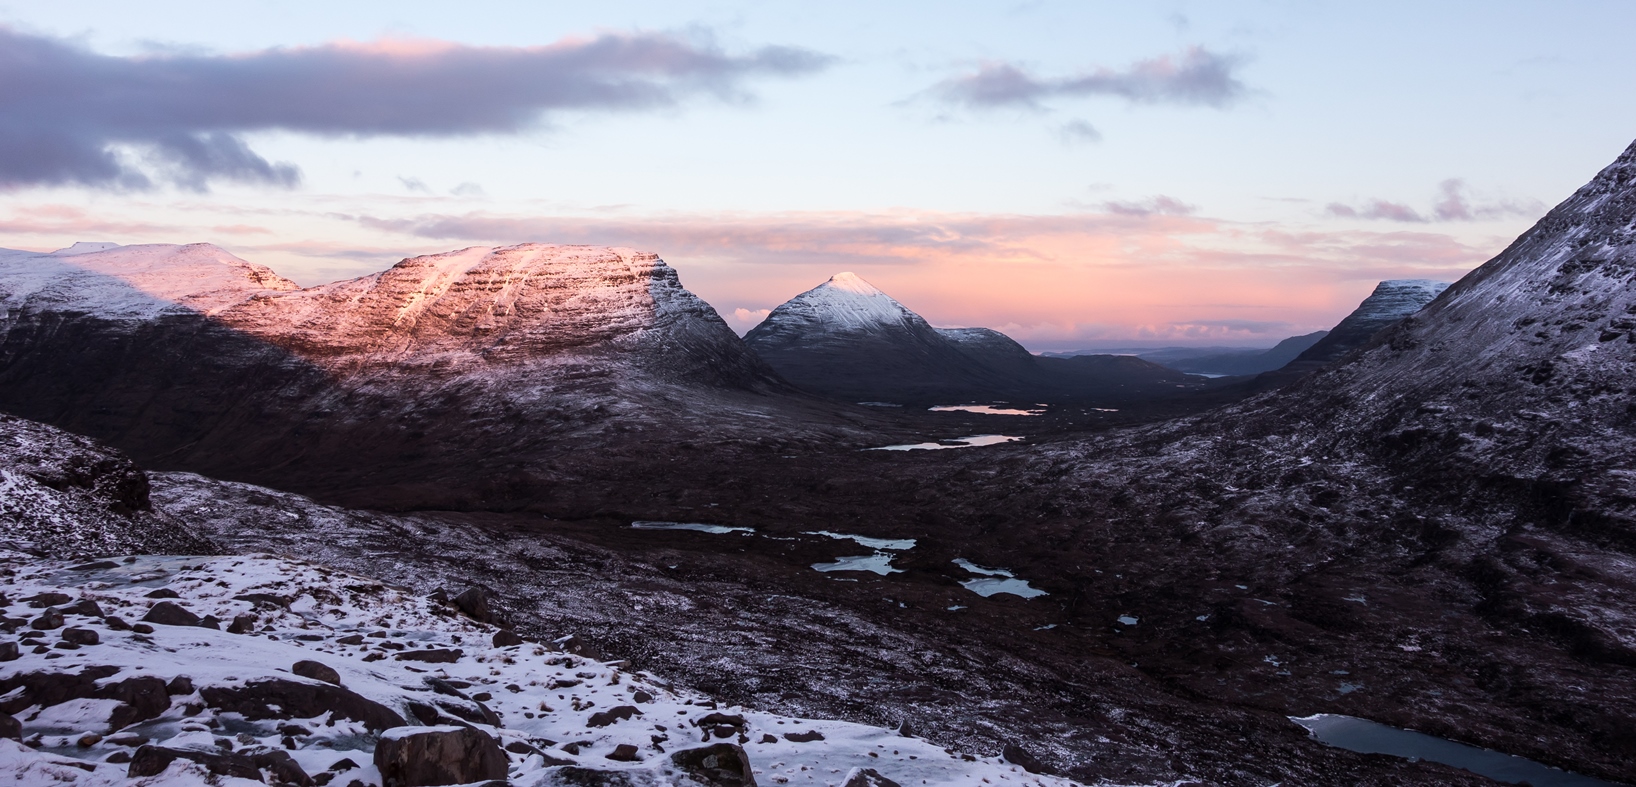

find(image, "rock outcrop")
[0,413,213,559]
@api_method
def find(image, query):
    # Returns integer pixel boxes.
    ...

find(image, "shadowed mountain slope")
[744,272,1199,404]
[0,243,879,510]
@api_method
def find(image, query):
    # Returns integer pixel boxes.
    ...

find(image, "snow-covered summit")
[1281,278,1451,372]
[0,243,298,321]
[51,242,124,256]
[748,272,922,337]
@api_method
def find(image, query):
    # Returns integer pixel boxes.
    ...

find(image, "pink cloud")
[356,207,1492,348]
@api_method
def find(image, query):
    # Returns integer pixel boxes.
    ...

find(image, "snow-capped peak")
[825,271,885,296]
[50,241,124,256]
[749,272,919,335]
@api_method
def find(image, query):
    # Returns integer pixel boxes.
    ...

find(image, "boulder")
[142,602,201,627]
[29,608,64,630]
[144,588,180,599]
[61,599,105,618]
[0,667,166,727]
[0,642,17,662]
[606,743,641,762]
[395,648,463,663]
[61,628,99,646]
[128,744,262,780]
[229,614,258,634]
[587,705,642,728]
[782,731,823,743]
[253,748,316,786]
[201,678,405,732]
[452,588,494,624]
[24,592,71,607]
[102,676,172,728]
[374,725,508,787]
[1001,744,1045,774]
[669,743,756,787]
[556,635,604,661]
[0,710,19,740]
[166,676,195,695]
[292,660,342,686]
[840,768,901,787]
[492,630,524,647]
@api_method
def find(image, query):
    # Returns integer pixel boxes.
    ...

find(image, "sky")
[2,1,1634,350]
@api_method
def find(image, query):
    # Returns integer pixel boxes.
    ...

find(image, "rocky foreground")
[0,552,1086,787]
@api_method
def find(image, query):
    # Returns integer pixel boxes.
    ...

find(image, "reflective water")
[807,530,917,551]
[951,558,1012,577]
[1292,714,1619,786]
[959,577,1047,599]
[812,554,903,575]
[631,521,754,535]
[867,435,1022,451]
[928,405,1043,416]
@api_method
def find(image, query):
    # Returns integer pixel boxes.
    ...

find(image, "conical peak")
[824,271,885,296]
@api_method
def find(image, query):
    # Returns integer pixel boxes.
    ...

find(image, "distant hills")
[743,272,1201,405]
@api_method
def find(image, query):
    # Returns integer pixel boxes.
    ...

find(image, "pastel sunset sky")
[3,1,1634,349]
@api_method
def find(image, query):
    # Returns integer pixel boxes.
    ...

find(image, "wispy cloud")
[1100,196,1196,217]
[933,46,1248,111]
[0,27,832,191]
[1326,179,1544,223]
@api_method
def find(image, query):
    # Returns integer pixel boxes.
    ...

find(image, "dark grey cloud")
[1326,179,1543,223]
[0,27,832,191]
[935,46,1248,110]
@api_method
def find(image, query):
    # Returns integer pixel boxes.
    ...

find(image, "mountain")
[744,272,1198,404]
[929,138,1636,782]
[0,242,868,510]
[1145,331,1329,376]
[1275,279,1450,374]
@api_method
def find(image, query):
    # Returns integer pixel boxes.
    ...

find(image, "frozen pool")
[959,577,1047,599]
[807,531,917,551]
[631,521,754,535]
[928,405,1044,416]
[812,554,903,575]
[867,435,1022,451]
[951,558,1013,577]
[1292,714,1618,786]
[951,558,1047,598]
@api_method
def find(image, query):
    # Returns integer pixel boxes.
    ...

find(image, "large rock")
[669,743,756,787]
[374,724,508,787]
[128,745,262,780]
[291,660,341,686]
[0,668,168,727]
[201,678,404,731]
[452,588,494,624]
[142,601,202,627]
[840,768,901,787]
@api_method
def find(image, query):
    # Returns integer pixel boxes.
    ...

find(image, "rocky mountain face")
[0,414,212,559]
[745,273,1198,404]
[0,243,873,510]
[925,138,1636,782]
[1277,279,1450,374]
